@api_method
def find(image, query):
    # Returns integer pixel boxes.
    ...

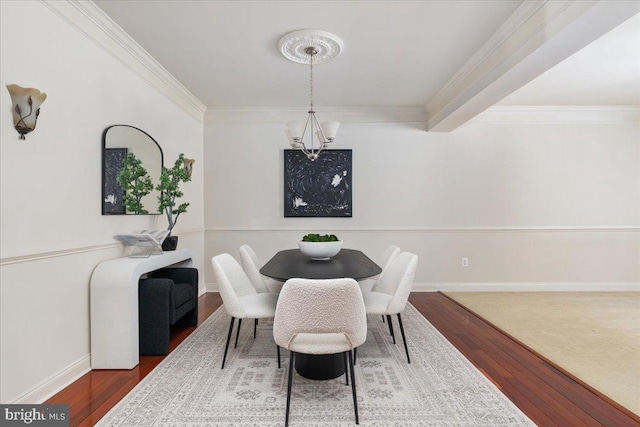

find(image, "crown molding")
[204,106,427,125]
[41,0,207,122]
[465,106,640,125]
[426,0,640,131]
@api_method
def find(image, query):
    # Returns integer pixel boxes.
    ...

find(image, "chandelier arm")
[311,113,321,154]
[311,111,328,143]
[300,113,312,148]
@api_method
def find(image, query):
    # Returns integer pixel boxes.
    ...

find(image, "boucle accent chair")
[211,253,278,369]
[274,278,367,426]
[138,267,198,355]
[358,245,401,292]
[362,252,418,363]
[239,244,284,293]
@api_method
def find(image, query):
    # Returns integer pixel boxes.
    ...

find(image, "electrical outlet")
[462,257,469,267]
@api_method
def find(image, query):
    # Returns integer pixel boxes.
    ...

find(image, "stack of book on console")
[114,230,170,257]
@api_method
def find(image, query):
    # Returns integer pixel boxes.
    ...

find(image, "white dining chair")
[239,244,284,293]
[358,245,401,292]
[274,278,367,426]
[211,253,279,369]
[361,252,418,364]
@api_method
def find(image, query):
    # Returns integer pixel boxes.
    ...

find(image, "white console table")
[90,249,194,369]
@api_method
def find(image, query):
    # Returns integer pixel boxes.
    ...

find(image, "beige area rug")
[446,292,640,415]
[97,304,534,426]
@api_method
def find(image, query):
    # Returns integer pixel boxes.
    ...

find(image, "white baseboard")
[208,282,640,293]
[10,355,91,404]
[413,282,640,292]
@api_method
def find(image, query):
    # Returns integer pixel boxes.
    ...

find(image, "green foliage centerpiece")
[156,153,191,250]
[116,152,153,214]
[298,233,343,260]
[302,233,339,242]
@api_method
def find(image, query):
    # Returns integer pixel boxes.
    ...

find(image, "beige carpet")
[445,292,640,416]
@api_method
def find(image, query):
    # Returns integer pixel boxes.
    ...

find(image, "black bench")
[138,267,198,355]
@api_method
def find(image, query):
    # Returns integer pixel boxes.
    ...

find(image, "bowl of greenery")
[298,233,343,260]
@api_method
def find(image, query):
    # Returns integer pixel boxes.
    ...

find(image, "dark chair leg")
[397,313,411,364]
[254,318,258,339]
[234,318,242,348]
[221,317,235,369]
[285,351,295,427]
[277,345,281,369]
[382,315,385,323]
[348,350,359,425]
[353,347,357,365]
[343,351,349,385]
[387,315,396,344]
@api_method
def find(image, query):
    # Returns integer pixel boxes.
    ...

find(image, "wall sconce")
[183,158,195,177]
[6,84,47,140]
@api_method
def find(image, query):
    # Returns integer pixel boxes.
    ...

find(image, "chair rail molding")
[40,0,207,122]
[0,243,121,266]
[204,226,640,234]
[0,228,204,266]
[205,282,640,293]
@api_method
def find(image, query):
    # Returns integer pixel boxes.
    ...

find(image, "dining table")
[260,248,381,380]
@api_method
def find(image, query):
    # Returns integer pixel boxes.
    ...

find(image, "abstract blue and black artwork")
[102,147,127,214]
[284,149,352,217]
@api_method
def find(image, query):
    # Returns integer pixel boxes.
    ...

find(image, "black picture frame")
[103,148,127,214]
[284,149,352,217]
[101,124,163,215]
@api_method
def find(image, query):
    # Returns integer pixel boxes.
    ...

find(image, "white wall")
[203,117,639,288]
[0,1,204,403]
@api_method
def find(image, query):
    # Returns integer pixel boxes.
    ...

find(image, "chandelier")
[279,30,344,161]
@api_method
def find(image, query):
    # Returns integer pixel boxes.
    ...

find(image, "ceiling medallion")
[278,30,344,65]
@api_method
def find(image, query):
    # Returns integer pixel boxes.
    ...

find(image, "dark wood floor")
[46,292,639,426]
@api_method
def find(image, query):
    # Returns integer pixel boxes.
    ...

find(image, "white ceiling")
[95,0,640,115]
[94,0,522,109]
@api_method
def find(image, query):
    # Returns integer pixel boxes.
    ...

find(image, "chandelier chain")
[309,51,314,111]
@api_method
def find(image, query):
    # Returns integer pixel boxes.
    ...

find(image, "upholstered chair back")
[380,245,401,271]
[211,253,258,318]
[372,252,418,314]
[273,278,367,353]
[239,245,270,293]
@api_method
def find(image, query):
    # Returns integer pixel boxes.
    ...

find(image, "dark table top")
[260,248,382,281]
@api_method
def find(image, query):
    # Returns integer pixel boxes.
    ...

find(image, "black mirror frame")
[101,124,164,215]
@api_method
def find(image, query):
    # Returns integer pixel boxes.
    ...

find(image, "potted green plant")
[298,233,343,260]
[116,152,153,214]
[156,153,191,250]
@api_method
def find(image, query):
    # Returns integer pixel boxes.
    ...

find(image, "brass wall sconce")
[6,84,47,140]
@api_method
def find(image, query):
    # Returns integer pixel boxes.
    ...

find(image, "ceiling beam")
[426,0,640,132]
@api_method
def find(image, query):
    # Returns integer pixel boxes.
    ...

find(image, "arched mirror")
[102,125,163,214]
